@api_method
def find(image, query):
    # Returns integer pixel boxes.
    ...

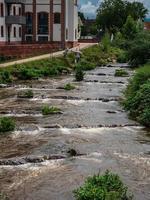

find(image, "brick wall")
[78,38,99,43]
[0,42,78,58]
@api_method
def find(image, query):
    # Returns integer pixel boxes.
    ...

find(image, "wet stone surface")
[0,65,150,200]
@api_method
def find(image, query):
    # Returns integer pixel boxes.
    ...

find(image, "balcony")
[5,0,26,4]
[5,16,26,25]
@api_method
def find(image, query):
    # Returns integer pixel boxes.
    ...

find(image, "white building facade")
[0,0,78,48]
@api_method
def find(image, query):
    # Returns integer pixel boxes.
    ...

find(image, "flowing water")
[0,64,150,200]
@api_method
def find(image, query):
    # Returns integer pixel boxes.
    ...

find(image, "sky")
[79,0,150,19]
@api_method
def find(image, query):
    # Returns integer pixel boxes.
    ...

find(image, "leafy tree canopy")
[96,0,148,33]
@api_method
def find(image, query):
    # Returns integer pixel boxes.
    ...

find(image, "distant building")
[144,18,150,30]
[0,0,78,57]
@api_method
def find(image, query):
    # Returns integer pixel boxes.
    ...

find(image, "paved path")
[0,43,97,68]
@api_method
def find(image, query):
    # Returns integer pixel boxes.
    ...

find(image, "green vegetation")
[64,83,76,91]
[0,42,128,84]
[0,55,14,64]
[128,31,150,67]
[0,71,12,84]
[75,67,85,82]
[0,117,15,134]
[0,57,71,84]
[115,69,129,77]
[96,0,147,33]
[74,171,133,200]
[17,90,34,98]
[0,192,9,200]
[123,65,150,127]
[42,105,62,115]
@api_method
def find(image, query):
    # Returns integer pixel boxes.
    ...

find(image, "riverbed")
[0,64,150,200]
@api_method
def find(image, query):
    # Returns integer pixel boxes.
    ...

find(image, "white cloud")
[80,1,98,16]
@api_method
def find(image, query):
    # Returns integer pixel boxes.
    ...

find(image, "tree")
[78,12,85,22]
[96,0,148,33]
[126,2,148,21]
[122,15,138,39]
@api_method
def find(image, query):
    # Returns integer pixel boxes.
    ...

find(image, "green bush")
[124,64,150,126]
[0,71,12,84]
[42,106,62,115]
[138,108,150,127]
[101,33,111,52]
[117,51,128,63]
[125,64,150,97]
[17,90,34,98]
[124,81,150,126]
[64,83,75,91]
[16,67,38,80]
[115,69,129,77]
[122,16,138,40]
[0,117,15,134]
[78,59,96,71]
[128,41,150,67]
[75,67,85,81]
[120,31,150,67]
[82,45,108,66]
[74,171,133,200]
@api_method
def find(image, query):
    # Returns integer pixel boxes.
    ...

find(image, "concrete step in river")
[0,64,149,200]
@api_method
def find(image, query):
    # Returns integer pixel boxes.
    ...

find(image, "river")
[0,64,149,200]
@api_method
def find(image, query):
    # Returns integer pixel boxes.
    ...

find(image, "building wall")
[0,0,22,43]
[0,0,78,44]
[0,0,6,43]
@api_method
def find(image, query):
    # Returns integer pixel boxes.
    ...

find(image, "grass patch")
[42,105,62,115]
[64,83,76,91]
[0,45,126,84]
[17,90,34,98]
[115,69,129,77]
[74,170,133,200]
[0,117,15,134]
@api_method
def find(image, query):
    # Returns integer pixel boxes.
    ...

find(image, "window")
[19,27,22,37]
[1,26,4,37]
[19,7,22,16]
[26,12,33,34]
[75,29,77,40]
[38,36,48,42]
[38,12,48,34]
[54,13,60,24]
[13,6,16,16]
[14,27,16,37]
[0,3,4,17]
[26,36,33,42]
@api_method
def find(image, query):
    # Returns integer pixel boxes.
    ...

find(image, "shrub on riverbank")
[42,106,62,115]
[75,67,85,81]
[0,71,12,84]
[64,83,75,91]
[123,64,150,127]
[113,30,150,67]
[115,69,129,77]
[74,171,133,200]
[17,90,34,98]
[0,117,15,134]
